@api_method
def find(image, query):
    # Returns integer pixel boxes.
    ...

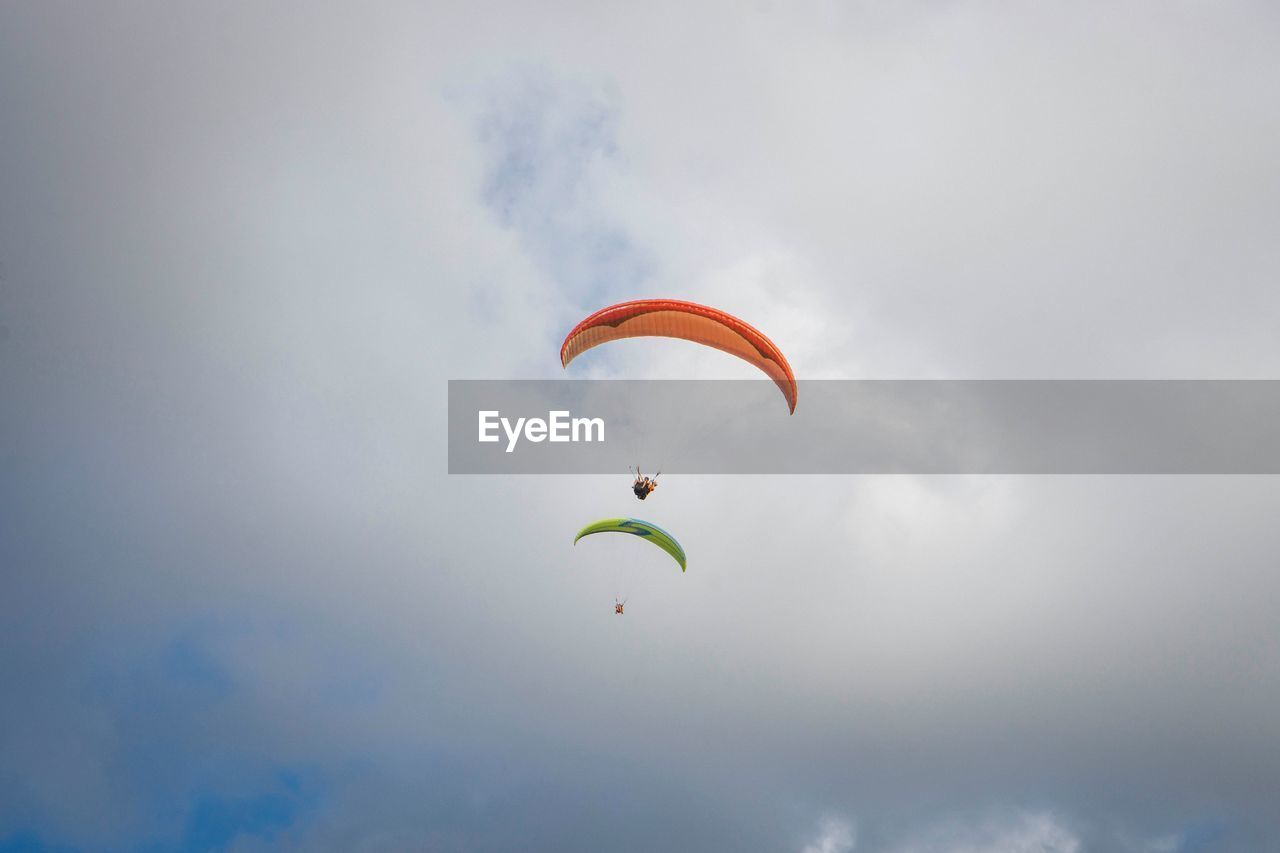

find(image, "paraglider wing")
[573,517,687,571]
[560,299,798,414]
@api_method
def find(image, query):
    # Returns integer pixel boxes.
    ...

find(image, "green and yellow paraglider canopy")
[574,518,687,572]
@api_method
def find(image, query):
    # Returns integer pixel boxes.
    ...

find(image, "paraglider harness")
[615,597,627,615]
[630,467,660,500]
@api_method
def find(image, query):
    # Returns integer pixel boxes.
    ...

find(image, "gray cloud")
[1,2,1278,850]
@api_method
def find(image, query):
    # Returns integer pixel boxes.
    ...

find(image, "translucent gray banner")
[448,380,1280,474]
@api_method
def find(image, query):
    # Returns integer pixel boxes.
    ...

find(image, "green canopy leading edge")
[573,518,687,572]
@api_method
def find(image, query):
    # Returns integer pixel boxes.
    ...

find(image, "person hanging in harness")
[615,598,626,615]
[630,467,660,500]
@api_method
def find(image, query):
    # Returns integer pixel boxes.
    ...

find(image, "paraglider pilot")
[631,467,659,500]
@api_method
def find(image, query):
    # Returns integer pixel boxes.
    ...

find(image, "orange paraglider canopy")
[560,299,797,413]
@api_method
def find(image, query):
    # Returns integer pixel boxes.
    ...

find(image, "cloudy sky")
[2,2,1279,850]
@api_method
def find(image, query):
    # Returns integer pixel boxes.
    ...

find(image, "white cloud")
[3,1,1280,849]
[803,816,857,853]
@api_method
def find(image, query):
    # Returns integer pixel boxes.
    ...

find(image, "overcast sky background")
[2,2,1279,851]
